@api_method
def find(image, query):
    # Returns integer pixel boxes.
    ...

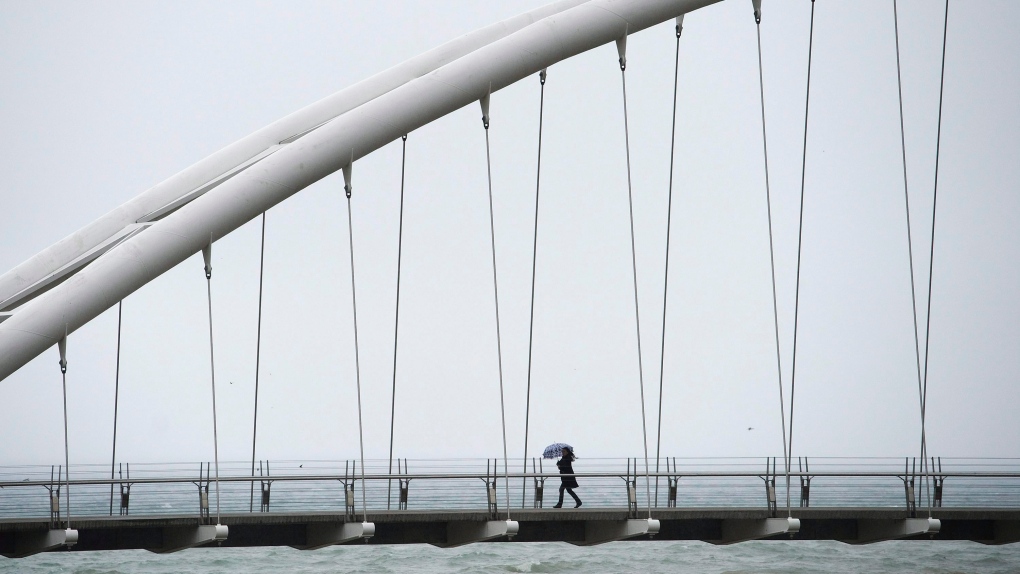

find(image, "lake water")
[3,539,1019,574]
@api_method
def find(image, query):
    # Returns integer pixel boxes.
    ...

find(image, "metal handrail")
[1,460,1016,523]
[3,470,1019,489]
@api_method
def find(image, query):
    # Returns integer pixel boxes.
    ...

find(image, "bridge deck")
[2,507,1018,552]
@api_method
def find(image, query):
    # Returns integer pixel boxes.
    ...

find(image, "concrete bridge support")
[851,518,941,544]
[0,528,77,559]
[151,524,228,553]
[435,520,519,548]
[716,517,801,545]
[3,509,1018,554]
[293,521,375,550]
[571,518,661,546]
[990,521,1020,545]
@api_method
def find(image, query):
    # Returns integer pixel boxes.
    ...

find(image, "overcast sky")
[1,0,1017,470]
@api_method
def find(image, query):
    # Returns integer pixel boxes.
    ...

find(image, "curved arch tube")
[0,0,719,383]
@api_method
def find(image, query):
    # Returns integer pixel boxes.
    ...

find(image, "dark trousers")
[557,484,581,506]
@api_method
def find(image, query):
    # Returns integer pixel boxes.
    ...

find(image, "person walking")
[553,447,581,508]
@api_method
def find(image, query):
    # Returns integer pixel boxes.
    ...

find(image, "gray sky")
[1,0,1017,467]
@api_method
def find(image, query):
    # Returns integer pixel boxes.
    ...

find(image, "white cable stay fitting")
[479,92,491,129]
[343,150,354,198]
[57,335,67,374]
[616,28,628,70]
[676,14,684,36]
[752,0,762,24]
[202,241,213,280]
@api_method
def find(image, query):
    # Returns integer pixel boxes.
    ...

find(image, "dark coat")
[557,457,579,489]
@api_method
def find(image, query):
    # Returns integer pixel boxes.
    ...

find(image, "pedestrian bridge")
[2,0,1015,560]
[1,457,1018,556]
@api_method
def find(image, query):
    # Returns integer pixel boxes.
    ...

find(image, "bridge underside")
[2,508,1017,555]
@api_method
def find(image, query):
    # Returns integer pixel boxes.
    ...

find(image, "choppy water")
[3,540,1019,574]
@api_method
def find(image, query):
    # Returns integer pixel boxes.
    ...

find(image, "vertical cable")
[481,105,512,519]
[755,13,791,517]
[109,300,123,516]
[59,335,72,530]
[618,46,654,519]
[788,0,817,493]
[344,177,369,523]
[388,135,408,510]
[203,246,222,525]
[920,0,950,518]
[892,0,928,516]
[654,20,682,509]
[250,212,266,512]
[521,70,547,507]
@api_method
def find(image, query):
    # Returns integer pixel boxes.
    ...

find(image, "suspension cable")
[754,8,792,517]
[202,244,222,525]
[250,212,266,512]
[343,166,369,523]
[109,300,123,516]
[617,36,654,519]
[921,0,950,517]
[58,333,71,530]
[480,97,512,520]
[787,0,817,488]
[892,0,928,516]
[521,69,547,508]
[387,134,408,511]
[654,19,682,509]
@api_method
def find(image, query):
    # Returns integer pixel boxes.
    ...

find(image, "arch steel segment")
[0,0,721,383]
[0,0,587,308]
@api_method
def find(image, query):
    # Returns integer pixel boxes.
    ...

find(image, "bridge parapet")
[1,456,1018,555]
[1,457,1017,521]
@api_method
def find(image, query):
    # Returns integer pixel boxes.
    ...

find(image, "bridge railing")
[0,457,1017,521]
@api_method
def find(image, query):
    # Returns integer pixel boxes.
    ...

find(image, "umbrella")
[543,443,574,459]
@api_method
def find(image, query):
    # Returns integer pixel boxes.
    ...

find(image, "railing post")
[119,462,131,516]
[798,457,811,508]
[932,457,945,508]
[398,458,410,510]
[626,458,638,519]
[666,457,678,508]
[486,459,499,519]
[195,462,211,525]
[903,457,917,517]
[531,458,546,509]
[259,460,272,513]
[48,465,61,529]
[764,457,777,517]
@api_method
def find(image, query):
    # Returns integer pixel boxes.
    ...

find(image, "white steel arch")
[0,0,721,382]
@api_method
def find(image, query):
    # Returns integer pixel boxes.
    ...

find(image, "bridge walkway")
[3,507,1019,554]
